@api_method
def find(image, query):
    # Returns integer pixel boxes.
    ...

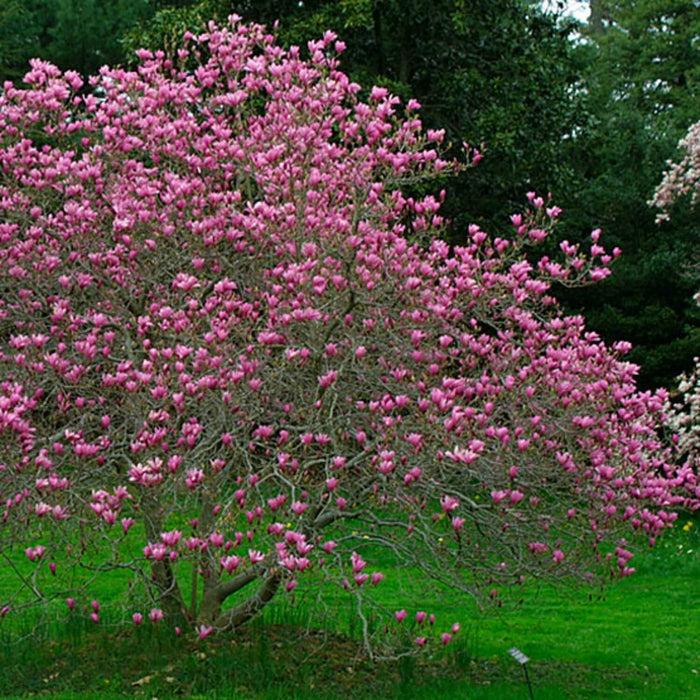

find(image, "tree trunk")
[142,493,186,618]
[215,569,284,630]
[372,0,387,76]
[589,0,613,36]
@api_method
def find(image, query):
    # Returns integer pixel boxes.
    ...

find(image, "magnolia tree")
[650,119,700,222]
[0,17,698,651]
[652,119,700,476]
[667,318,700,475]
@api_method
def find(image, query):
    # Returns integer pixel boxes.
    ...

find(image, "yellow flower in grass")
[682,521,693,532]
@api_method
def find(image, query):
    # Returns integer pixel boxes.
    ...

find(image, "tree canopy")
[121,0,700,390]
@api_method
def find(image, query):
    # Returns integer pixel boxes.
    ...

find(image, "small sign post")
[508,646,534,699]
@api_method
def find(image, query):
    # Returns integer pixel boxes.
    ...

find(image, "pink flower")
[220,555,241,574]
[248,549,265,564]
[452,516,466,532]
[161,530,182,547]
[291,501,308,516]
[186,468,204,489]
[351,552,366,573]
[395,609,407,624]
[24,545,46,562]
[406,433,423,449]
[318,370,338,388]
[197,624,214,639]
[440,495,459,513]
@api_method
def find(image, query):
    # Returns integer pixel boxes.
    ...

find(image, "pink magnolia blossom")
[248,550,265,564]
[351,552,367,573]
[197,625,214,640]
[24,545,46,562]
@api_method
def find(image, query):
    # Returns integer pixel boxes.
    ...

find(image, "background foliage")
[559,0,700,388]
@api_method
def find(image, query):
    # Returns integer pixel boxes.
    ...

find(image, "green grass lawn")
[0,518,697,698]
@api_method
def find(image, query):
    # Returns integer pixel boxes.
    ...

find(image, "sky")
[542,0,591,22]
[566,1,591,21]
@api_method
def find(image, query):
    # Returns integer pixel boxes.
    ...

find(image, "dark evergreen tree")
[557,0,700,389]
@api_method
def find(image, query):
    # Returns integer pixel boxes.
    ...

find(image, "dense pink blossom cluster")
[0,17,697,650]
